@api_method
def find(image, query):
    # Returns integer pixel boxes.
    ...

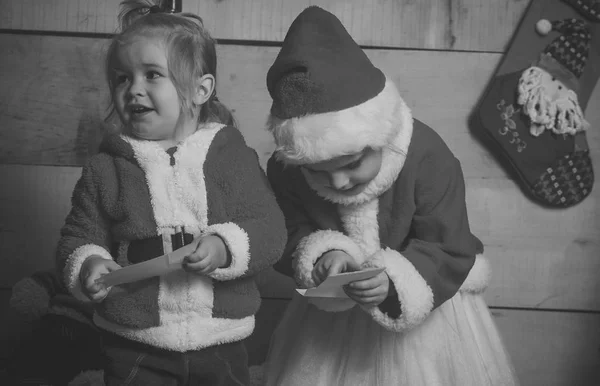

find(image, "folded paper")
[296,267,386,298]
[97,240,199,288]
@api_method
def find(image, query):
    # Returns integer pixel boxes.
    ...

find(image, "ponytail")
[204,96,237,128]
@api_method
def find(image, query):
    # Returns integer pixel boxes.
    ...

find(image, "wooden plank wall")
[1,1,599,384]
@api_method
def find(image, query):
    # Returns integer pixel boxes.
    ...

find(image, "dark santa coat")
[267,90,490,332]
[57,123,287,351]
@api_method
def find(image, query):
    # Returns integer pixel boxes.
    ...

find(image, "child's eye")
[345,159,362,170]
[146,71,162,80]
[115,74,129,84]
[303,167,326,178]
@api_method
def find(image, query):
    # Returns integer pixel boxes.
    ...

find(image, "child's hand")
[183,235,231,275]
[80,255,121,302]
[312,250,359,286]
[344,271,390,307]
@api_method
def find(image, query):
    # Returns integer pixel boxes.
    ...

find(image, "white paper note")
[97,240,199,288]
[296,267,386,298]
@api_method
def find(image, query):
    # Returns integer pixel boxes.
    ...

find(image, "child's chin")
[127,128,158,141]
[334,184,366,196]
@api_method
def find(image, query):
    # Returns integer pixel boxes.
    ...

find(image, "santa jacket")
[57,122,287,351]
[267,114,490,333]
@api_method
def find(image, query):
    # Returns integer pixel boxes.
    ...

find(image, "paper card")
[97,241,199,288]
[296,267,385,298]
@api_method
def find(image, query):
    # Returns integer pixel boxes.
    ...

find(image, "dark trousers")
[102,331,250,386]
[5,314,103,386]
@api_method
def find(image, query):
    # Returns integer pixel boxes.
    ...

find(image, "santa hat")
[266,6,405,164]
[534,18,592,92]
[562,0,600,22]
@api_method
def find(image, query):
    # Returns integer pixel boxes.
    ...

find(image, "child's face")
[301,148,383,196]
[112,36,195,142]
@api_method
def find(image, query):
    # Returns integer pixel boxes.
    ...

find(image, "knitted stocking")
[475,0,599,207]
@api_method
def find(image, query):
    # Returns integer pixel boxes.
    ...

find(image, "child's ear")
[192,74,215,106]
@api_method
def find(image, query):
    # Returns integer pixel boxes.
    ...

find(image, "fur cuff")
[64,244,113,302]
[204,223,250,281]
[292,230,363,288]
[459,254,491,294]
[364,248,434,332]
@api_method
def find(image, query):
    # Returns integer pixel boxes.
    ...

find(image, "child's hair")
[105,0,235,128]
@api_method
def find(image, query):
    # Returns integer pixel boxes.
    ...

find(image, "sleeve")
[266,155,363,288]
[55,161,114,302]
[363,154,490,332]
[203,127,288,281]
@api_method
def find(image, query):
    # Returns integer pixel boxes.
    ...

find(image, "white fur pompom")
[536,19,552,35]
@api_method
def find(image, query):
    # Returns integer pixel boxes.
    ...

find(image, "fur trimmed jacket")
[267,113,490,333]
[56,123,287,351]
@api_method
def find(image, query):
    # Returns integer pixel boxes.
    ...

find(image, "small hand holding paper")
[80,255,121,302]
[183,235,231,275]
[344,270,390,307]
[312,250,360,285]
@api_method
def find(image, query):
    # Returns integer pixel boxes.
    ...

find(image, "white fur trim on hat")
[292,230,363,289]
[268,79,407,164]
[363,248,434,332]
[459,254,491,294]
[303,107,412,205]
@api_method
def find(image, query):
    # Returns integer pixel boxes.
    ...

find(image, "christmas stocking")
[475,0,599,208]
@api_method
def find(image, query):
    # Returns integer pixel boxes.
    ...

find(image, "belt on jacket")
[126,229,194,264]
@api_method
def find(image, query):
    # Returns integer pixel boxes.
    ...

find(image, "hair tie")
[149,5,162,13]
[148,1,182,14]
[210,89,220,103]
[165,0,182,13]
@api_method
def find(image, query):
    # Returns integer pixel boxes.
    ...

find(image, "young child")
[55,1,286,385]
[263,6,519,386]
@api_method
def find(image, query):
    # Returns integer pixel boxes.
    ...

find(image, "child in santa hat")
[262,6,519,385]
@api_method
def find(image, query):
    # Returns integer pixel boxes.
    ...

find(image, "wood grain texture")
[1,35,599,312]
[2,34,599,178]
[249,299,600,386]
[0,35,110,166]
[256,176,600,311]
[0,165,78,287]
[0,0,528,51]
[1,164,599,312]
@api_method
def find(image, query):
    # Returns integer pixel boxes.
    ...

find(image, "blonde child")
[55,1,286,384]
[263,6,519,386]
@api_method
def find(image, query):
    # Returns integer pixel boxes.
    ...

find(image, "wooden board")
[0,0,528,51]
[1,285,599,385]
[491,308,600,386]
[256,177,600,311]
[0,165,78,287]
[248,299,600,386]
[2,164,599,312]
[1,34,599,178]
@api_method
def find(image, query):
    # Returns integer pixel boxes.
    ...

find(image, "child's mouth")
[129,105,153,115]
[334,183,365,195]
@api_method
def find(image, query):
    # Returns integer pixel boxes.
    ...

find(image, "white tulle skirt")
[262,292,518,386]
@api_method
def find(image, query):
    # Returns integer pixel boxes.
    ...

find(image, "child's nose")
[128,78,145,97]
[329,172,350,190]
